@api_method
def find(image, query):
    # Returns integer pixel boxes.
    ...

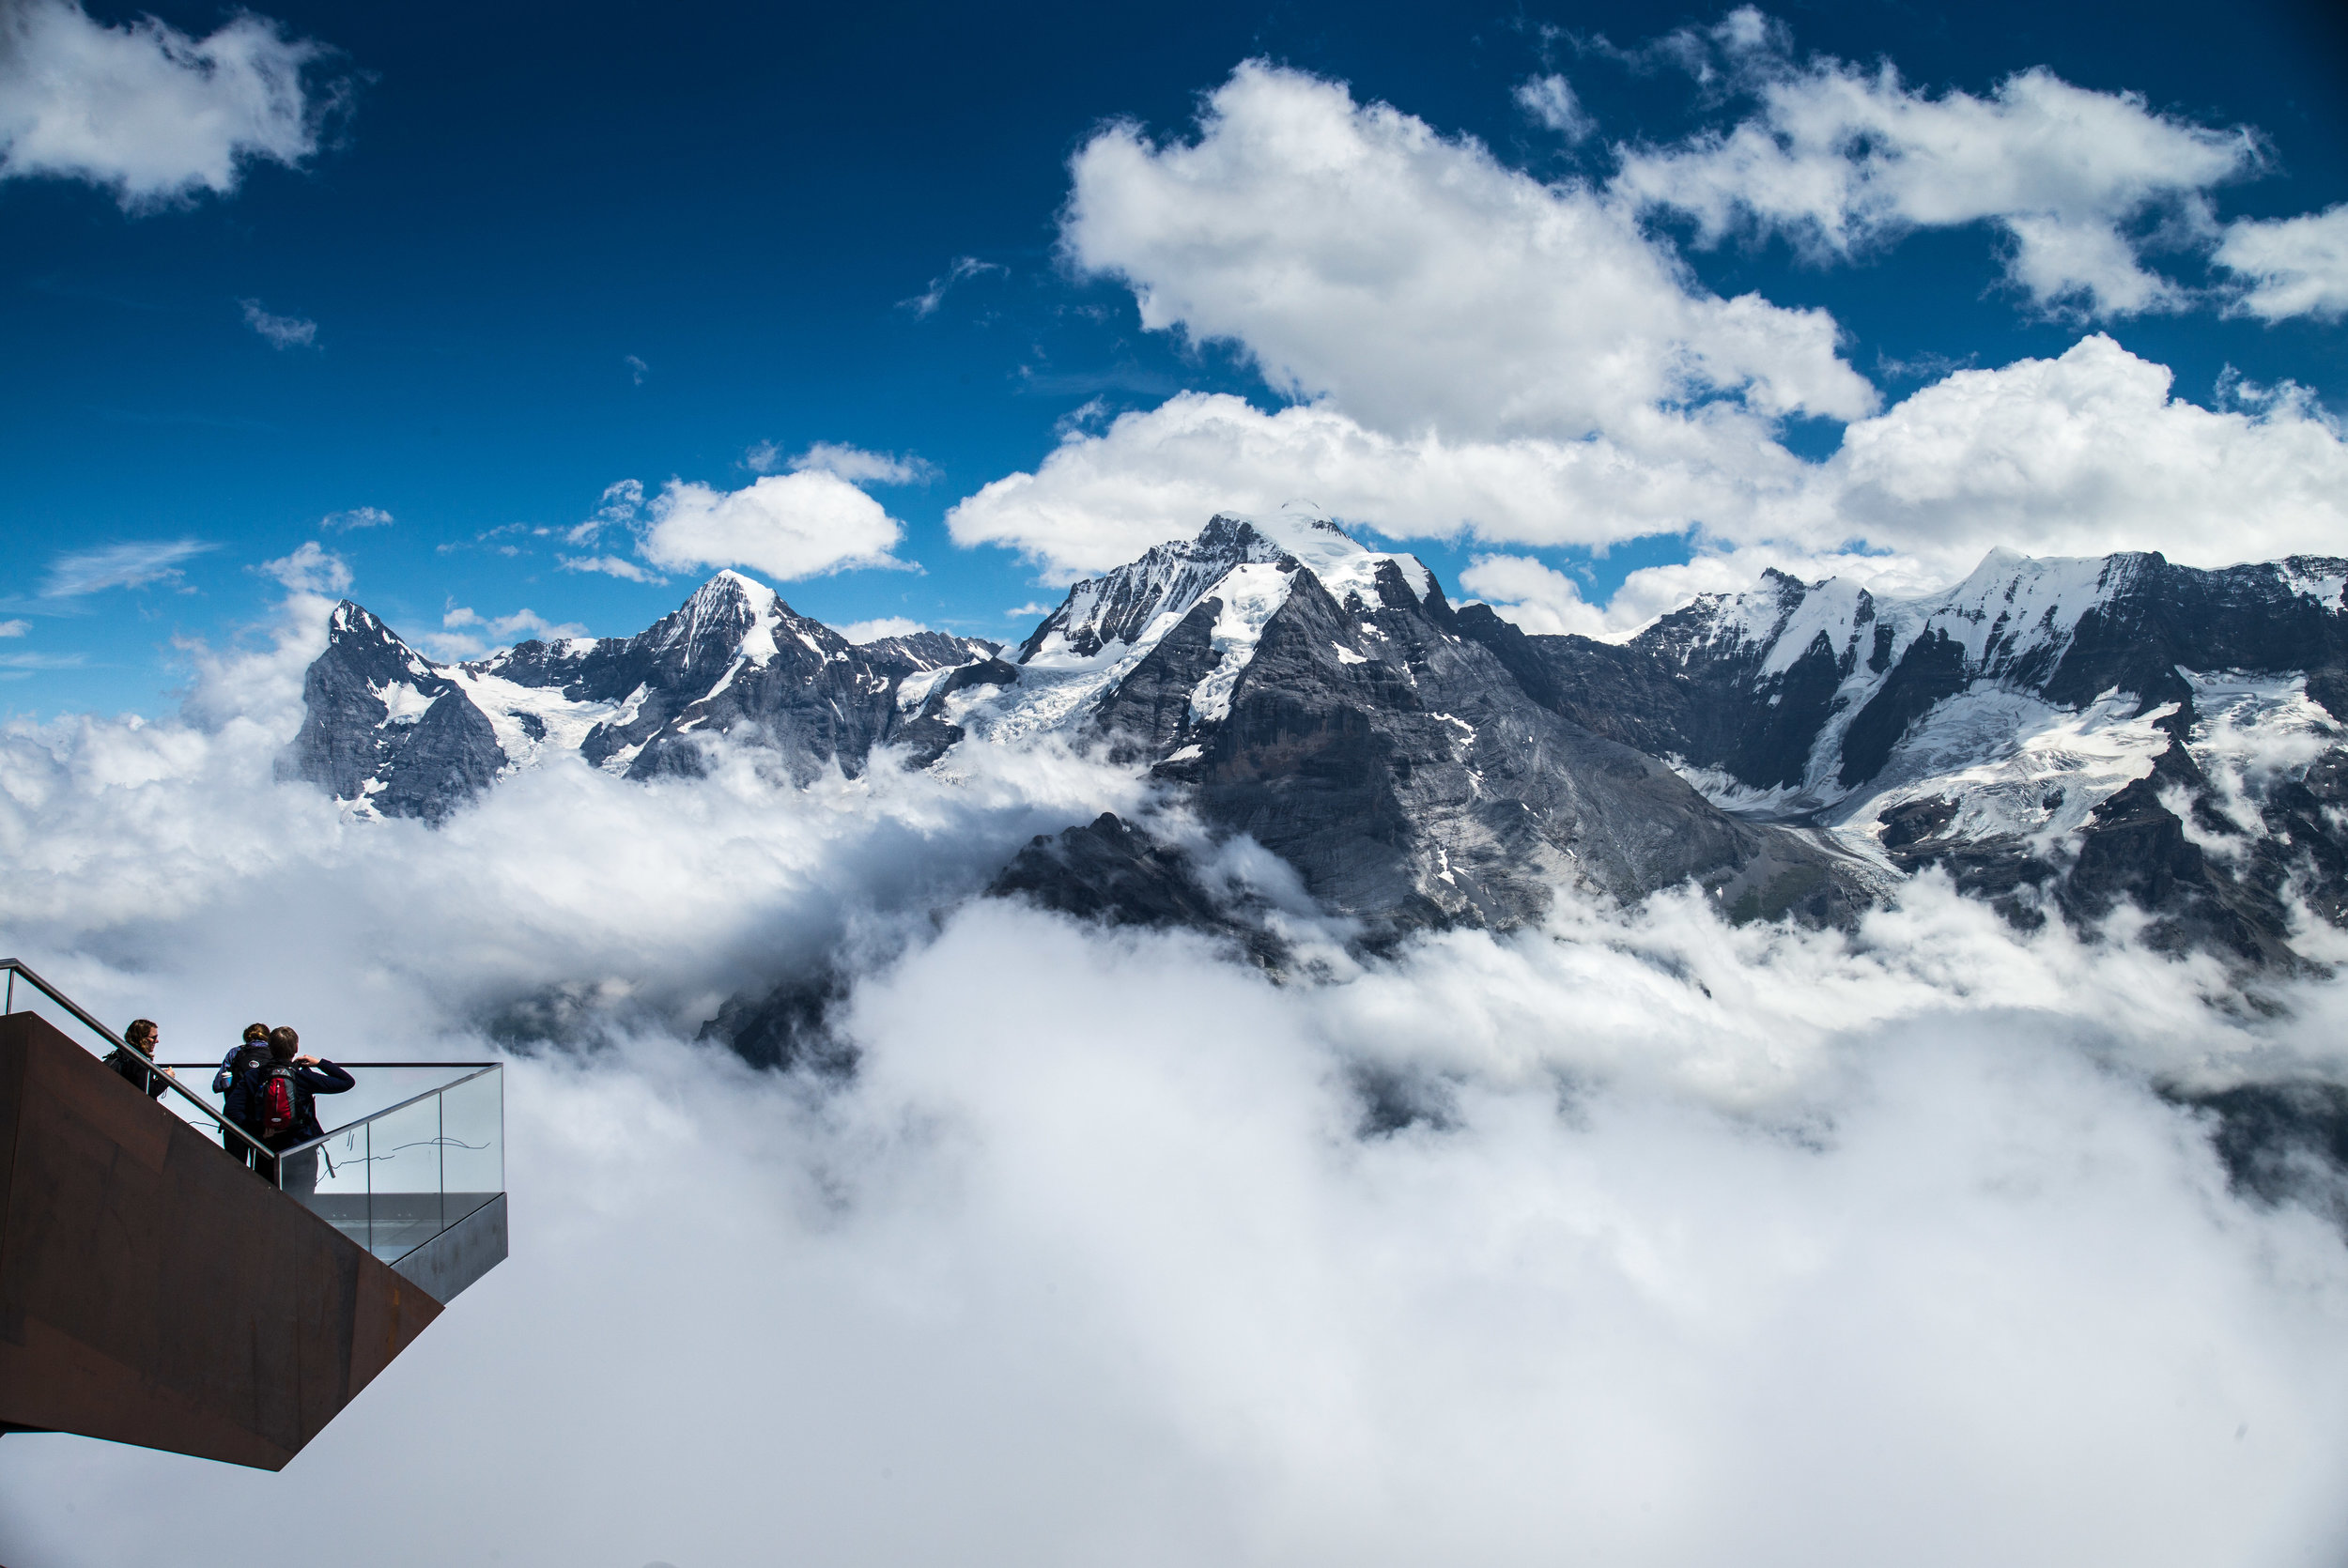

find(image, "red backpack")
[256,1064,300,1139]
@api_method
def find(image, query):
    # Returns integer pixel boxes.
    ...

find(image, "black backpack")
[227,1042,272,1081]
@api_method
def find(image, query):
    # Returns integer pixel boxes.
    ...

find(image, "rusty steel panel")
[0,1012,442,1469]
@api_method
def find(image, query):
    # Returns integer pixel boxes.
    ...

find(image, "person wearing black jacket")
[211,1022,275,1163]
[226,1025,355,1194]
[104,1018,176,1100]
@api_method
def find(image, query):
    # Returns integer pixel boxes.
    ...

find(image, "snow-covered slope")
[286,574,1001,819]
[1477,547,2348,959]
[949,513,1440,748]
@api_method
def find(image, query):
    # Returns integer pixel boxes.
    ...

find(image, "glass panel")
[292,1123,375,1251]
[439,1070,503,1227]
[359,1094,446,1263]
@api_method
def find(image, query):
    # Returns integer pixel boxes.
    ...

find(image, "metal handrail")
[270,1064,502,1160]
[1,958,273,1161]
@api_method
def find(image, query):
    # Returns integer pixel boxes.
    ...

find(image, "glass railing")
[2,958,502,1268]
[267,1065,503,1264]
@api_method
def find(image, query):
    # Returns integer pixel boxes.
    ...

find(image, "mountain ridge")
[283,520,2348,967]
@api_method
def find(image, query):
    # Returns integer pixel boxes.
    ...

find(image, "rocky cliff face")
[932,514,1874,938]
[283,520,2348,966]
[283,573,1001,819]
[1465,550,2348,961]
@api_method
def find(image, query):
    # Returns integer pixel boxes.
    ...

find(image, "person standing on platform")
[104,1018,175,1099]
[255,1026,354,1197]
[212,1023,275,1163]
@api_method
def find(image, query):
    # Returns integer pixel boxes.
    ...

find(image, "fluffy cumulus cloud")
[4,592,2348,1562]
[949,51,2348,601]
[1612,9,2261,317]
[0,0,342,208]
[2217,203,2348,322]
[835,615,930,643]
[1456,554,1609,637]
[1789,334,2348,576]
[638,470,916,581]
[1064,60,1874,445]
[420,604,589,661]
[256,540,348,594]
[949,392,1812,578]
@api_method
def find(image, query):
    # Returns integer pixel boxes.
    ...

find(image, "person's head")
[125,1019,158,1051]
[242,1022,270,1045]
[268,1025,300,1063]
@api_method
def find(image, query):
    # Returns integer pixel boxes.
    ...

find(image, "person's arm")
[212,1046,241,1095]
[294,1060,357,1094]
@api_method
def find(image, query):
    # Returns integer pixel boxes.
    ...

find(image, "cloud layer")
[1,590,2347,1563]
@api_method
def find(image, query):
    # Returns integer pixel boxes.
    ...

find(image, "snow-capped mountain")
[286,573,1000,820]
[284,518,2348,966]
[1462,550,2348,961]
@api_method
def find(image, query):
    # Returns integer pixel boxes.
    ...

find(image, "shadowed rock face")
[1159,563,1868,936]
[284,576,1000,820]
[1459,550,2348,964]
[282,603,506,824]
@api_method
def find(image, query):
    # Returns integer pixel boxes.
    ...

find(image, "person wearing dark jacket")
[104,1018,176,1100]
[226,1026,355,1194]
[212,1022,275,1163]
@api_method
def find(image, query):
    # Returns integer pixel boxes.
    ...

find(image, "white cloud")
[257,540,349,594]
[836,616,930,644]
[1612,13,2260,317]
[625,354,648,384]
[790,441,939,486]
[0,0,339,208]
[2217,204,2348,322]
[743,439,783,473]
[1515,73,1596,142]
[40,538,214,596]
[1792,333,2348,576]
[5,621,2348,1561]
[0,620,27,638]
[899,254,1007,317]
[639,471,916,581]
[319,505,392,531]
[1457,555,1610,637]
[948,392,1802,578]
[558,553,665,584]
[1062,60,1875,444]
[422,605,590,661]
[239,297,317,349]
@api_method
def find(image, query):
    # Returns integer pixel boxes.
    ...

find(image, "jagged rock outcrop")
[284,574,1000,820]
[1461,550,2348,961]
[941,514,1877,938]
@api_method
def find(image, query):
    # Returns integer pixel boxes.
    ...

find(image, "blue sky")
[5,0,2345,716]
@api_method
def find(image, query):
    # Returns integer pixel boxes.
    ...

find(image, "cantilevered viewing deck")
[0,959,506,1469]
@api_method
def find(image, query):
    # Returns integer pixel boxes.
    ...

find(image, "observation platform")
[0,960,506,1469]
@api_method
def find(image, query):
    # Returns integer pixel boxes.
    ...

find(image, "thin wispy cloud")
[899,254,1006,317]
[40,538,214,597]
[790,441,938,485]
[320,505,393,531]
[0,619,27,638]
[240,298,317,349]
[558,554,664,583]
[625,353,648,384]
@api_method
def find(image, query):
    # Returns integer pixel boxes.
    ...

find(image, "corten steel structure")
[0,960,506,1469]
